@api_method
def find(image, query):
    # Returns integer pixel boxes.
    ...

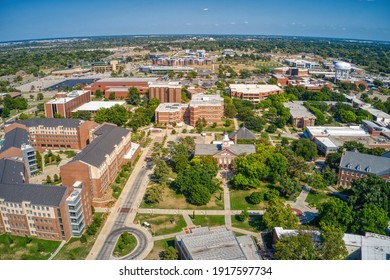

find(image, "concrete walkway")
[137,208,264,215]
[233,118,239,130]
[287,186,318,224]
[152,232,180,241]
[221,171,232,229]
[48,240,66,260]
[183,214,194,227]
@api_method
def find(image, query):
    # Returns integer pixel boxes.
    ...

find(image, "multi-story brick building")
[5,118,98,152]
[0,127,38,177]
[229,84,282,103]
[154,94,224,126]
[0,159,92,241]
[61,124,140,200]
[45,90,91,118]
[337,150,390,187]
[84,77,160,97]
[188,94,224,127]
[148,82,182,103]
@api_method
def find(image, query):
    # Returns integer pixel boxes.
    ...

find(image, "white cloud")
[203,8,208,11]
[244,21,249,24]
[185,23,192,26]
[215,23,219,26]
[231,22,236,25]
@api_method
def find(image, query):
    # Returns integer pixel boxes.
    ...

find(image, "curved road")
[96,166,152,260]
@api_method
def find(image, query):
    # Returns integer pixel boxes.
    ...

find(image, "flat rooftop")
[46,90,90,104]
[176,227,260,260]
[190,94,223,107]
[314,137,338,148]
[72,101,126,112]
[229,84,281,94]
[284,102,316,119]
[306,126,369,137]
[97,77,159,83]
[155,103,182,112]
[329,135,390,148]
[106,87,130,92]
[365,107,390,120]
[149,81,182,88]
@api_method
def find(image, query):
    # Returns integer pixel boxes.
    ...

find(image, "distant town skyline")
[0,0,389,42]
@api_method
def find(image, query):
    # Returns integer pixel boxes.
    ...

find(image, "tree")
[349,175,390,213]
[237,210,249,222]
[162,247,178,260]
[19,113,29,120]
[144,184,164,204]
[263,199,299,230]
[95,90,103,99]
[186,71,198,79]
[224,103,237,118]
[95,105,128,126]
[239,69,252,79]
[109,92,115,100]
[337,109,357,123]
[308,172,327,189]
[274,233,318,260]
[268,78,277,85]
[266,152,287,182]
[351,204,389,235]
[36,92,44,101]
[325,152,342,169]
[278,177,301,199]
[72,110,91,120]
[46,175,52,184]
[1,107,10,118]
[80,234,88,244]
[281,137,289,147]
[318,198,353,232]
[53,174,59,182]
[248,192,263,204]
[291,139,318,161]
[318,225,348,260]
[53,112,64,118]
[127,87,141,105]
[152,160,170,184]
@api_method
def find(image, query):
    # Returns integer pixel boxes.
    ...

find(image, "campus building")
[72,101,126,117]
[0,127,38,177]
[337,150,390,187]
[284,102,316,128]
[60,124,140,200]
[4,118,98,152]
[176,227,261,260]
[148,82,182,103]
[84,77,160,97]
[194,133,255,169]
[229,84,282,103]
[0,159,92,241]
[91,60,125,73]
[154,94,224,127]
[45,90,91,118]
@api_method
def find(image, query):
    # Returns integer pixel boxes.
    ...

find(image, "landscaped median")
[113,232,137,258]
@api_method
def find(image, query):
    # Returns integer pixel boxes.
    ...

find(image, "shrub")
[80,234,88,244]
[248,192,263,204]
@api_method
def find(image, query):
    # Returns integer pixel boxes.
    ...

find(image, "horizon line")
[1,33,389,44]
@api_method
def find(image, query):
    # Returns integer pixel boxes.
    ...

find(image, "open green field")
[135,214,186,236]
[141,186,224,210]
[305,190,331,208]
[230,189,267,211]
[0,234,60,260]
[145,238,176,260]
[231,215,265,232]
[192,215,225,228]
[53,213,107,260]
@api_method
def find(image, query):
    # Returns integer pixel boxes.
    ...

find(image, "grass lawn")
[0,234,60,260]
[141,186,224,210]
[305,190,330,208]
[53,213,107,260]
[231,215,265,232]
[134,214,186,236]
[113,233,137,258]
[145,238,175,260]
[192,215,225,228]
[230,189,268,211]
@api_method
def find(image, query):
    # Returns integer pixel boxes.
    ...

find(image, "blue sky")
[0,0,389,41]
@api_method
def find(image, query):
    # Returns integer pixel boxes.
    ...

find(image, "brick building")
[0,159,92,241]
[45,90,91,118]
[5,118,98,152]
[229,84,282,103]
[61,124,140,199]
[154,94,224,127]
[148,82,182,103]
[84,77,160,97]
[0,127,38,177]
[337,150,390,187]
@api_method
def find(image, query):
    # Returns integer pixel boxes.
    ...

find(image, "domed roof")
[334,61,351,70]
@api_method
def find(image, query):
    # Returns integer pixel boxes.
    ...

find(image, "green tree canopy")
[291,139,318,161]
[318,198,353,232]
[263,199,299,230]
[274,233,318,260]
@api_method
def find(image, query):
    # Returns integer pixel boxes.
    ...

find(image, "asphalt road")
[96,166,150,260]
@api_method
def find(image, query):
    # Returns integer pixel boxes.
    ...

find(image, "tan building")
[0,159,92,241]
[154,94,224,127]
[149,82,182,103]
[51,68,91,76]
[5,118,98,152]
[45,90,91,118]
[283,102,317,128]
[229,84,282,103]
[61,124,140,200]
